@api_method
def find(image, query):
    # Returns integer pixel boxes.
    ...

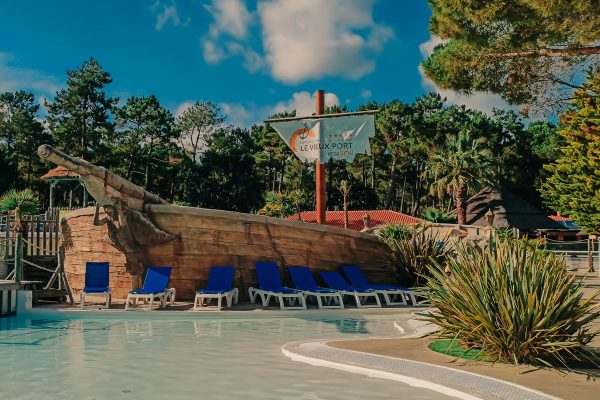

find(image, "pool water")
[0,312,456,400]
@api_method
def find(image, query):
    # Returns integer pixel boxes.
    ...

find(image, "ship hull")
[62,205,394,299]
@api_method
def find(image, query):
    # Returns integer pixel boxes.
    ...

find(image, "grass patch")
[428,339,492,362]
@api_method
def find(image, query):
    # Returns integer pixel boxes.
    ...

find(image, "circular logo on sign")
[289,127,316,152]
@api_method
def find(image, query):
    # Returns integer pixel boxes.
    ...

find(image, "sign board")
[270,114,375,163]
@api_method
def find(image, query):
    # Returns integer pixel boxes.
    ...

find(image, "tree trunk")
[343,192,348,229]
[26,152,33,187]
[144,138,154,190]
[370,152,375,188]
[411,160,422,215]
[455,184,468,225]
[384,156,398,209]
[496,45,600,58]
[399,174,407,213]
[126,148,135,180]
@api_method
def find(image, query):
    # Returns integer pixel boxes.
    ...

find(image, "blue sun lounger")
[80,261,111,309]
[194,266,239,311]
[288,266,344,309]
[319,271,381,308]
[125,266,175,311]
[248,261,306,310]
[340,264,427,306]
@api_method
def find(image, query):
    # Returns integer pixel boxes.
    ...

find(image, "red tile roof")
[287,210,421,231]
[41,166,79,180]
[548,214,573,222]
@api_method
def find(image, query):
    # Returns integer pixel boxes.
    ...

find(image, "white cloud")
[201,0,263,72]
[202,39,227,63]
[417,35,517,115]
[225,42,265,72]
[151,0,188,31]
[269,91,339,117]
[418,35,446,59]
[219,102,256,127]
[204,0,252,40]
[0,52,61,95]
[201,0,392,82]
[216,90,340,128]
[258,0,393,83]
[360,89,372,99]
[175,101,194,117]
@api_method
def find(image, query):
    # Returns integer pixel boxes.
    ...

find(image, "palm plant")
[428,131,493,224]
[338,180,350,228]
[421,207,456,223]
[425,237,600,367]
[0,189,40,232]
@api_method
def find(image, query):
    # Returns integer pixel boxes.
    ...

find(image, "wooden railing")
[1,208,62,258]
[3,233,73,304]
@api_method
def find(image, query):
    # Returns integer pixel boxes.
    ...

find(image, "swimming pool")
[0,311,458,400]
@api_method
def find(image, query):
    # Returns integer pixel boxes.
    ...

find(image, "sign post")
[266,92,377,225]
[315,90,326,224]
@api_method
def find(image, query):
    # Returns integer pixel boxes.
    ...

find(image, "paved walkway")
[284,317,563,400]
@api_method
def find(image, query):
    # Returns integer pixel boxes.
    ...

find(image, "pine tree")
[423,0,600,112]
[113,95,175,190]
[46,58,117,162]
[541,69,600,233]
[0,91,49,190]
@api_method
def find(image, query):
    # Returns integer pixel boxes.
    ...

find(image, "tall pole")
[315,90,326,224]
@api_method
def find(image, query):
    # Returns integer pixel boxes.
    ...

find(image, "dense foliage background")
[0,58,597,231]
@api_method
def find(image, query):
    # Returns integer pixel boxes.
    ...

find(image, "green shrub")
[377,223,414,240]
[382,228,450,287]
[425,237,600,367]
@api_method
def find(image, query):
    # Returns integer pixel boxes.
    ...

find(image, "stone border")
[282,318,560,400]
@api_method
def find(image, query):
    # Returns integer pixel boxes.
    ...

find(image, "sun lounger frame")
[125,267,175,311]
[194,288,239,310]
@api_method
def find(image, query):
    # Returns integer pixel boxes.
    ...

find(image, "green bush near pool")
[425,237,600,367]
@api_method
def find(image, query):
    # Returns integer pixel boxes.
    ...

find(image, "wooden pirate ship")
[38,145,394,299]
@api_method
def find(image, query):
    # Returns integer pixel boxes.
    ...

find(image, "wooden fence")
[1,208,67,258]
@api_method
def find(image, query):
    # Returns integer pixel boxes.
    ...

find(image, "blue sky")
[0,0,511,126]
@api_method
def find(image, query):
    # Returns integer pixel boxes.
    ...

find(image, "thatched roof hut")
[461,187,564,232]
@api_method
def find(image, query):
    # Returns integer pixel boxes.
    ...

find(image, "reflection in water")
[194,320,222,337]
[0,314,453,400]
[301,317,370,334]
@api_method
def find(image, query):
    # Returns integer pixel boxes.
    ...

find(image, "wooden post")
[315,89,326,224]
[49,181,55,210]
[588,237,595,273]
[83,183,89,206]
[15,233,22,284]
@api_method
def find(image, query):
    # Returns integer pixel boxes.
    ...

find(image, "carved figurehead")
[38,145,175,284]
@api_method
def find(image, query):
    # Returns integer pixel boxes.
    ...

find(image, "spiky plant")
[382,227,450,287]
[426,237,600,367]
[377,223,414,241]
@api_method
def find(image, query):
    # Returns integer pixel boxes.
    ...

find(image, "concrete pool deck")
[328,337,598,400]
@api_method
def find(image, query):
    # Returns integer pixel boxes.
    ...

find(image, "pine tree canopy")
[541,70,600,233]
[423,0,600,113]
